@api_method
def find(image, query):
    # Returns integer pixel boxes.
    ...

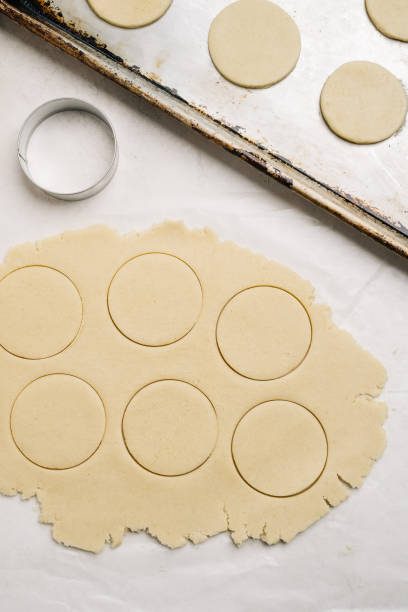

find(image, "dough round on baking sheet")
[320,61,407,144]
[87,0,172,28]
[366,0,408,42]
[108,253,202,346]
[11,374,105,470]
[122,380,217,476]
[208,0,301,88]
[0,266,82,359]
[216,286,311,380]
[232,401,327,497]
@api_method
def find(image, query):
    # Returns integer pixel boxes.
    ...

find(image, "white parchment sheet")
[0,14,407,612]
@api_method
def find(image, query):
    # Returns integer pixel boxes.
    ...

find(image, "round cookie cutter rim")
[17,97,118,201]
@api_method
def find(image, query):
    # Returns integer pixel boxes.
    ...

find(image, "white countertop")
[1,14,407,612]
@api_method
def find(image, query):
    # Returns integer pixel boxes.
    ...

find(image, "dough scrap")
[366,0,408,42]
[0,223,387,552]
[208,0,301,88]
[87,0,172,28]
[320,61,407,144]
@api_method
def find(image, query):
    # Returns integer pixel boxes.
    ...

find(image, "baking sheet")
[40,0,408,233]
[1,8,408,611]
[2,0,408,258]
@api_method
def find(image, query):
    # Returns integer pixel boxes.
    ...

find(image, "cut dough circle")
[366,0,408,42]
[108,253,202,346]
[0,266,82,359]
[87,0,172,28]
[216,286,311,380]
[122,380,217,476]
[320,61,407,144]
[208,0,301,88]
[11,374,105,470]
[232,400,328,497]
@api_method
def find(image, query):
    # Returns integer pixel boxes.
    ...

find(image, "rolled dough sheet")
[320,61,407,144]
[86,0,172,28]
[208,0,301,88]
[366,0,408,42]
[0,223,387,552]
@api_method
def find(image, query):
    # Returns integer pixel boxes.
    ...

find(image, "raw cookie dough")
[208,0,301,88]
[366,0,408,42]
[217,286,311,380]
[0,266,82,359]
[232,401,327,497]
[108,253,202,346]
[320,61,407,144]
[11,374,105,470]
[87,0,172,28]
[0,223,387,552]
[123,380,217,476]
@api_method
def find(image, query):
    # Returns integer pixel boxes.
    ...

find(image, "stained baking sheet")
[2,0,408,257]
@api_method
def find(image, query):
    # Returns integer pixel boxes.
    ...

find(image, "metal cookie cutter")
[17,98,118,201]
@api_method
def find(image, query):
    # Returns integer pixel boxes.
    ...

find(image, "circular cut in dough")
[232,400,327,497]
[122,380,217,476]
[108,253,202,346]
[366,0,408,42]
[0,266,82,359]
[87,0,172,28]
[208,0,301,88]
[11,374,105,470]
[320,61,407,144]
[216,286,311,380]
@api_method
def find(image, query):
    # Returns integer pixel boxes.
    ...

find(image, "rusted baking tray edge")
[2,0,408,259]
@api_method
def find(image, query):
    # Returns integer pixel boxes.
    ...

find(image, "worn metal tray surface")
[2,0,408,257]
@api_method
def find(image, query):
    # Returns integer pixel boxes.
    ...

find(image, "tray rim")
[2,0,408,259]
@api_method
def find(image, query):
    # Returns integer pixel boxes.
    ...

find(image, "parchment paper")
[0,14,407,612]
